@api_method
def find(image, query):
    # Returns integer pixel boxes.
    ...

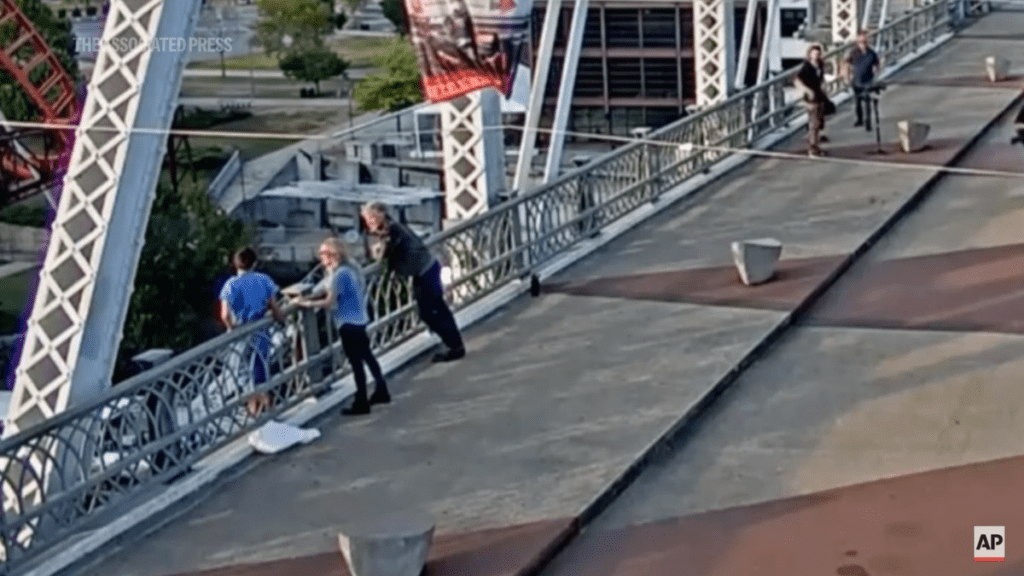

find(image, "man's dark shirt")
[797,61,825,102]
[847,45,879,87]
[383,221,436,278]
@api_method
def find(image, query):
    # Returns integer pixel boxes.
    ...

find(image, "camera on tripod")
[866,82,887,95]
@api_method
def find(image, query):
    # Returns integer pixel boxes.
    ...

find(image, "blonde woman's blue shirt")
[332,265,369,327]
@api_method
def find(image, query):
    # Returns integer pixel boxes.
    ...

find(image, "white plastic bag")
[248,420,321,454]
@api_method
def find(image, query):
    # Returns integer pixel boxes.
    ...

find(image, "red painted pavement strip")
[784,137,972,164]
[546,242,1024,336]
[809,243,1024,335]
[551,454,1024,576]
[545,256,844,312]
[165,518,571,576]
[891,75,1024,90]
[958,142,1024,173]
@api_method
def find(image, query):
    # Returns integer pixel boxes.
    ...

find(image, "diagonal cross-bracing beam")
[7,0,203,435]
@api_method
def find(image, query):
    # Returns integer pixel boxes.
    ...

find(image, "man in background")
[796,44,829,157]
[845,30,880,131]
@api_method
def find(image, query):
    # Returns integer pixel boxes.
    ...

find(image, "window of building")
[607,58,643,98]
[574,58,605,98]
[583,8,603,48]
[641,9,677,48]
[643,58,679,98]
[544,58,563,99]
[782,58,803,71]
[610,107,646,137]
[646,107,683,129]
[571,107,610,137]
[780,9,807,38]
[680,59,696,100]
[733,8,747,50]
[678,7,694,47]
[605,8,640,48]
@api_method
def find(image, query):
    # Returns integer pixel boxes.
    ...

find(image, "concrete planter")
[985,56,1010,82]
[731,238,782,286]
[897,120,930,153]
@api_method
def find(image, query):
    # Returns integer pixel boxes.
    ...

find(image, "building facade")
[527,0,811,139]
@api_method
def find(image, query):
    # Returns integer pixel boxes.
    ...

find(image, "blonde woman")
[296,238,390,415]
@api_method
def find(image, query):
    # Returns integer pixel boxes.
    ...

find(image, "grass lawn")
[187,109,357,161]
[329,36,395,68]
[190,52,279,71]
[0,269,37,334]
[187,36,394,71]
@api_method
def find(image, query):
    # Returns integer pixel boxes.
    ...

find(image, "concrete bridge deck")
[77,13,1024,576]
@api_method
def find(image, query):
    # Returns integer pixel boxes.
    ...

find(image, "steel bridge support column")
[439,90,506,302]
[543,0,589,182]
[735,0,759,90]
[694,0,736,107]
[757,0,783,82]
[440,90,505,225]
[512,0,561,193]
[8,0,203,433]
[832,0,859,44]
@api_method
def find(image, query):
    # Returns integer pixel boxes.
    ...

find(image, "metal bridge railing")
[0,0,974,571]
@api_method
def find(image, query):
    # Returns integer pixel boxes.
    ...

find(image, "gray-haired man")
[361,203,466,363]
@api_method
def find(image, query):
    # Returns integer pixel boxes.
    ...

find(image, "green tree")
[279,48,349,93]
[380,0,409,36]
[353,38,422,112]
[119,181,254,363]
[251,0,334,60]
[0,0,80,122]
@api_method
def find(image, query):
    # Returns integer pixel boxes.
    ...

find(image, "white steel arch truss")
[8,0,202,433]
[440,91,504,224]
[832,0,860,44]
[694,0,736,107]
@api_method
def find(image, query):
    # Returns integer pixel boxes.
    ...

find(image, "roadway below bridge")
[72,12,1024,576]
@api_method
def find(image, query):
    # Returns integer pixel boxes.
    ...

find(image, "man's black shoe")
[854,120,864,127]
[432,348,466,363]
[342,399,371,415]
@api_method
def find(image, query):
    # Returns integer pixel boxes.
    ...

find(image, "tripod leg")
[874,98,883,151]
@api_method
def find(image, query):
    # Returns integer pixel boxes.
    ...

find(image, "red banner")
[405,0,533,103]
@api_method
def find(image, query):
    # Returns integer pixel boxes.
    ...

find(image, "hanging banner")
[405,0,534,103]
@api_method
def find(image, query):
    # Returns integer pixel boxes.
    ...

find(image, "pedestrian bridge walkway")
[4,4,1024,576]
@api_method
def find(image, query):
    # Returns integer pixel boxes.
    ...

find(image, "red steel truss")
[0,0,78,205]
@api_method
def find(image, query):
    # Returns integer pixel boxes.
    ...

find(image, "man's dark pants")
[853,85,872,130]
[412,262,464,352]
